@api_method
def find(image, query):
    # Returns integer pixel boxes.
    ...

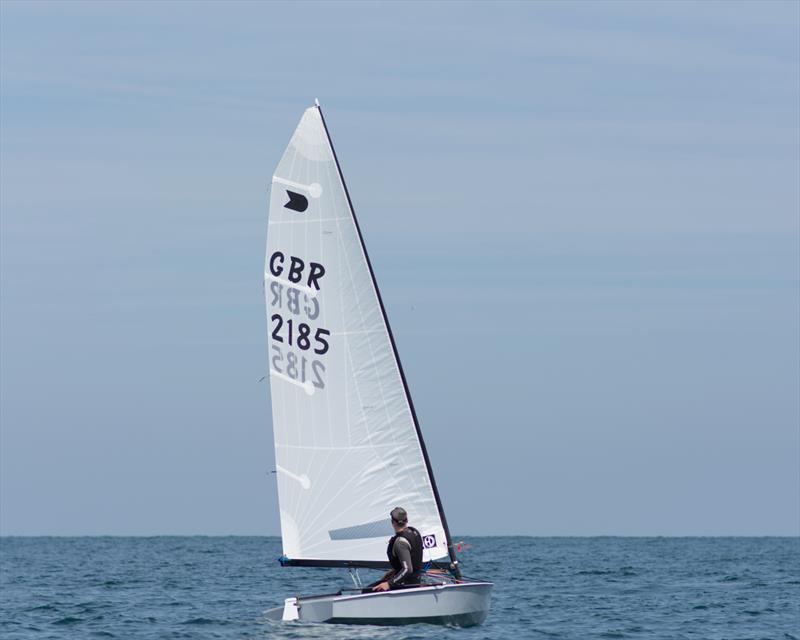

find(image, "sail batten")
[266,105,450,566]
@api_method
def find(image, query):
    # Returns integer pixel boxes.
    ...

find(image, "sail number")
[271,345,325,389]
[267,253,330,392]
[271,314,330,354]
[269,281,320,321]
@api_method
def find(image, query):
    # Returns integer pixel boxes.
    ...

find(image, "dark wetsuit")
[387,526,423,589]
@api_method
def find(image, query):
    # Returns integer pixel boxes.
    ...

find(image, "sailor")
[371,507,424,592]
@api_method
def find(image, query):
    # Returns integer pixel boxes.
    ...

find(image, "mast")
[316,104,461,577]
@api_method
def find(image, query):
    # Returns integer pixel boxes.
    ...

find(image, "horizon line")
[1,533,797,539]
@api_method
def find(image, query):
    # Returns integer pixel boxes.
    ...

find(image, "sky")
[1,1,798,537]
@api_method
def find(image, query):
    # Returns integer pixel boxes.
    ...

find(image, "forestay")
[265,105,449,567]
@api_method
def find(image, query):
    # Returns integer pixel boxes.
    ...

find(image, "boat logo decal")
[422,534,437,549]
[284,190,308,212]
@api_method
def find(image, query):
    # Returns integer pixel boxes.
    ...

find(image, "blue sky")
[1,1,798,536]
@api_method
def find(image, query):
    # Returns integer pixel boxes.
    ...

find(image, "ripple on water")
[1,537,797,639]
[25,604,58,612]
[102,579,125,587]
[575,567,638,577]
[181,617,225,625]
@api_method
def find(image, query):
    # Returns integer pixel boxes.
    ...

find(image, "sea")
[0,537,797,639]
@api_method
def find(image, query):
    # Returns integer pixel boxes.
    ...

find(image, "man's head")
[390,506,408,532]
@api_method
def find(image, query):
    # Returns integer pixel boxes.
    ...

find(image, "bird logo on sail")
[284,190,308,212]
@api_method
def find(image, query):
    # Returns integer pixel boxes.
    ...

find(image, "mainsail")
[265,105,452,568]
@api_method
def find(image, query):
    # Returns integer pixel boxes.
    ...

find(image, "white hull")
[265,581,492,627]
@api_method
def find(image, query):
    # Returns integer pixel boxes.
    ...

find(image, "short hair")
[390,506,408,524]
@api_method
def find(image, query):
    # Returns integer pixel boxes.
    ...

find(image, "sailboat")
[262,102,492,626]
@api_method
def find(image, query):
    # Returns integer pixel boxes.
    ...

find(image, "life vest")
[387,526,423,574]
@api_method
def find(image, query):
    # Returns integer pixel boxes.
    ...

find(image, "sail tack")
[265,106,449,567]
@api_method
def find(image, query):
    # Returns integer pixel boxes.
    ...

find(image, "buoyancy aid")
[387,526,423,575]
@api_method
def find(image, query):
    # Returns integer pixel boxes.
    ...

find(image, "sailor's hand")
[372,581,390,592]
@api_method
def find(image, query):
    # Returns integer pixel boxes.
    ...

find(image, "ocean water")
[0,537,797,639]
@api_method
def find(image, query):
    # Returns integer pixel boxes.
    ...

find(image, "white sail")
[265,105,450,566]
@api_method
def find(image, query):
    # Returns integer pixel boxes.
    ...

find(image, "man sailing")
[369,507,424,592]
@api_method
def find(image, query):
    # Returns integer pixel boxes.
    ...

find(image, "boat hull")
[265,581,492,627]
